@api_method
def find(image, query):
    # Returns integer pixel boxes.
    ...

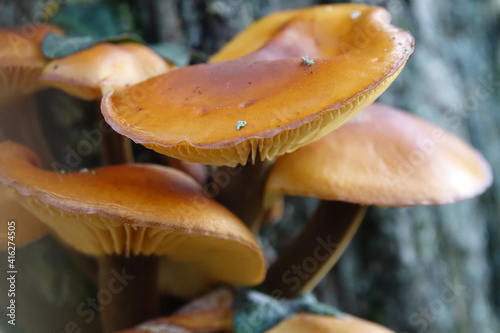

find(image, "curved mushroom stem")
[98,254,160,333]
[101,129,134,165]
[0,95,54,168]
[97,103,134,165]
[214,158,274,233]
[263,201,367,298]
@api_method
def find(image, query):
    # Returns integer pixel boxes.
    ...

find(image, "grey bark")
[0,1,499,333]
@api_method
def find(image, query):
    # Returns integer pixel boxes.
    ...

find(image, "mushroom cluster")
[0,3,492,333]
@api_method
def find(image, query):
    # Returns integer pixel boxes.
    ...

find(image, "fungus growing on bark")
[263,103,493,297]
[0,141,265,332]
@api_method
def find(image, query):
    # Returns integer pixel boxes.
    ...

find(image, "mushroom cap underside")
[265,103,493,206]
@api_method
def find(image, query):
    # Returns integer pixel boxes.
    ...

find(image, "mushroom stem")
[214,158,274,233]
[0,95,53,168]
[97,104,134,165]
[263,201,367,298]
[98,254,160,333]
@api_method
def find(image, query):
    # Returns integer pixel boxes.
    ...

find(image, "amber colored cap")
[0,23,64,103]
[101,4,414,166]
[264,313,394,333]
[265,103,493,206]
[0,141,265,291]
[40,42,175,100]
[118,288,234,332]
[0,185,48,250]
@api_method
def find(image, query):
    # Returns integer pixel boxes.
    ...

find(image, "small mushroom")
[40,42,175,100]
[0,23,64,102]
[0,141,265,332]
[263,103,493,297]
[40,42,176,165]
[264,313,394,333]
[0,23,64,167]
[0,23,64,244]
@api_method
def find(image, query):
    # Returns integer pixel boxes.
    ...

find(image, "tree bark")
[1,1,499,333]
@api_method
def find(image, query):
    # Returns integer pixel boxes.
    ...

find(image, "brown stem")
[98,255,160,333]
[214,158,274,233]
[0,95,54,168]
[263,201,367,298]
[97,101,134,165]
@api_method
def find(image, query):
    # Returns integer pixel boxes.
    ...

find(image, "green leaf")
[233,289,342,333]
[42,33,144,59]
[49,3,127,38]
[149,42,191,67]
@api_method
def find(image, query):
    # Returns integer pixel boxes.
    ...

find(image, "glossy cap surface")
[102,4,414,166]
[41,42,174,100]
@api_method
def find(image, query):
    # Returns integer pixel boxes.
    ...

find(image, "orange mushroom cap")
[264,313,394,333]
[101,4,414,166]
[118,288,234,333]
[265,103,493,206]
[0,141,265,296]
[40,42,175,100]
[0,23,64,103]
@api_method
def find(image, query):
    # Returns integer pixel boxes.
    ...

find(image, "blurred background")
[0,0,499,332]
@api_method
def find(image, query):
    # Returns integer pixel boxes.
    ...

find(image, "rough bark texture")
[0,1,498,333]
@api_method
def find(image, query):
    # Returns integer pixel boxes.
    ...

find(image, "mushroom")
[0,23,64,246]
[263,103,493,297]
[102,4,413,167]
[40,42,175,100]
[0,23,64,167]
[264,313,394,333]
[117,288,394,333]
[101,4,414,229]
[40,41,176,165]
[117,287,234,333]
[0,141,265,332]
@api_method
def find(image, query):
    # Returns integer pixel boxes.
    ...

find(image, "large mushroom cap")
[40,42,175,100]
[101,4,414,166]
[264,313,394,333]
[0,141,265,295]
[265,103,493,206]
[0,23,64,103]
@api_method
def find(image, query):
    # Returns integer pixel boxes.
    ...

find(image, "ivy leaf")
[233,289,342,333]
[42,33,144,59]
[149,42,191,67]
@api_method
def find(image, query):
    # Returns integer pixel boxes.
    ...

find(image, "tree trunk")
[1,1,498,333]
